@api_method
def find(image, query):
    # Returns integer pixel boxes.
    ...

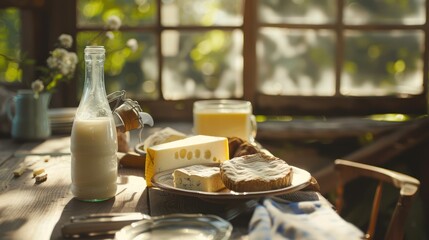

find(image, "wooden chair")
[334,159,420,240]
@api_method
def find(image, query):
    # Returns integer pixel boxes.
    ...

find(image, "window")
[2,0,428,120]
[75,0,427,120]
[254,0,427,116]
[76,0,245,119]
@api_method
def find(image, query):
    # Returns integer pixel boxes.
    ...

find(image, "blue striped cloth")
[248,197,363,240]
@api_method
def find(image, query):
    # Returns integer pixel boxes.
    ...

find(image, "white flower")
[65,52,78,77]
[46,48,65,69]
[106,16,122,30]
[68,52,78,65]
[59,52,78,77]
[46,48,78,79]
[31,33,78,93]
[31,79,44,93]
[105,31,115,40]
[58,34,73,48]
[51,48,68,59]
[46,56,58,68]
[60,65,70,76]
[126,38,138,52]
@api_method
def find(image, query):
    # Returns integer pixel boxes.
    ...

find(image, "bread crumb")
[33,168,45,177]
[35,172,48,183]
[13,164,27,177]
[40,155,50,162]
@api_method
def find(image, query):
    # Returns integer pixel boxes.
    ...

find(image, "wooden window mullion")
[156,0,163,100]
[335,0,344,96]
[243,0,257,103]
[424,0,429,102]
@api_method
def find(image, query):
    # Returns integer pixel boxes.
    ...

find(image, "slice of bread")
[227,137,260,158]
[220,152,293,192]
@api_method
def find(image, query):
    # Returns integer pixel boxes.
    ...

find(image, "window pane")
[162,30,243,100]
[77,0,156,27]
[0,8,21,83]
[257,28,336,96]
[77,31,158,100]
[344,0,425,25]
[161,0,243,26]
[258,0,336,24]
[342,30,424,96]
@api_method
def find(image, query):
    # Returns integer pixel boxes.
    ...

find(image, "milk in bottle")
[70,46,117,202]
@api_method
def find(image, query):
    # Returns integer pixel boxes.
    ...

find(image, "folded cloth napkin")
[249,197,363,240]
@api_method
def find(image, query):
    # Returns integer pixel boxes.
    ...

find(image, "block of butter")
[173,165,225,192]
[145,135,229,187]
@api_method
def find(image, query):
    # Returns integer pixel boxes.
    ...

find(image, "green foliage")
[344,32,421,90]
[0,8,21,83]
[77,0,156,27]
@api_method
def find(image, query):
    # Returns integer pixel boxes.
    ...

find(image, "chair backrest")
[334,159,420,240]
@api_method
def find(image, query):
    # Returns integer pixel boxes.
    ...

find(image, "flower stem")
[87,31,106,46]
[0,53,22,63]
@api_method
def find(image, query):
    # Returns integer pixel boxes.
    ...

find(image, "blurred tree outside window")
[258,0,425,98]
[0,8,21,84]
[76,0,243,101]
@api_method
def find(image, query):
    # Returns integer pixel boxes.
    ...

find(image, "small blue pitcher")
[7,90,51,141]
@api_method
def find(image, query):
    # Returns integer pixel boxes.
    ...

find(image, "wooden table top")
[0,135,326,240]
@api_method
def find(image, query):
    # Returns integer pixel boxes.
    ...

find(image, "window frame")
[139,0,428,120]
[251,0,428,117]
[252,0,429,116]
[3,0,428,121]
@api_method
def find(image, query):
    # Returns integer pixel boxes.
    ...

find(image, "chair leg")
[336,184,344,213]
[366,181,383,240]
[385,190,416,240]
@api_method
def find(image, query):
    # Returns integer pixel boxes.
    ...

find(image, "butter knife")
[62,212,150,238]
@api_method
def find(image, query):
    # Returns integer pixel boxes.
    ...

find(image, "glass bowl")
[114,214,232,240]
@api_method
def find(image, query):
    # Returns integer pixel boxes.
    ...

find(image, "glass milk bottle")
[70,46,117,202]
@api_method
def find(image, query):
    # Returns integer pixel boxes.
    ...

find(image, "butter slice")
[145,135,229,187]
[173,165,225,192]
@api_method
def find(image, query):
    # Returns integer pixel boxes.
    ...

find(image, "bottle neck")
[83,51,106,99]
[76,46,111,119]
